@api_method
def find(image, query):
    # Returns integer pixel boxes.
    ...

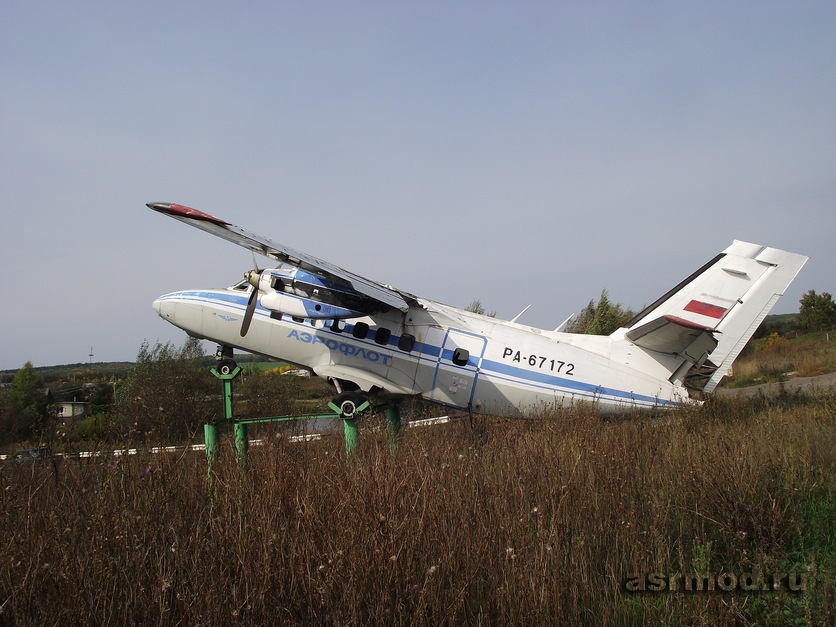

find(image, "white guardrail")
[0,416,451,460]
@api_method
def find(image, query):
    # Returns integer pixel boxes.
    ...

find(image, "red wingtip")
[147,202,229,226]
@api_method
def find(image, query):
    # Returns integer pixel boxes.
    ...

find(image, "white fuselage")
[154,285,688,417]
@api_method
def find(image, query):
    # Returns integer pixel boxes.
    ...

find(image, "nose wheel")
[217,359,238,375]
[214,345,237,375]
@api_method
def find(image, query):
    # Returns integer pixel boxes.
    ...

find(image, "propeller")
[240,260,262,337]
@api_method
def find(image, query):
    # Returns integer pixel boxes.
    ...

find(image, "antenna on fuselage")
[509,304,531,324]
[554,314,574,333]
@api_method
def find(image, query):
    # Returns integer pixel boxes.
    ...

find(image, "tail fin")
[618,241,807,393]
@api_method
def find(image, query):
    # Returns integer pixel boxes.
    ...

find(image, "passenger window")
[398,334,416,352]
[375,328,391,345]
[352,322,369,339]
[331,319,344,333]
[452,348,469,367]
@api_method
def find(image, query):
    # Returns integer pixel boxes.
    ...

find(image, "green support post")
[343,418,358,457]
[386,404,401,453]
[328,398,370,458]
[204,421,218,488]
[214,366,240,420]
[234,422,249,463]
[208,365,372,476]
[209,364,242,478]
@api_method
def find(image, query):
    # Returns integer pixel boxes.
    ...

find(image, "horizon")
[3,2,834,370]
[0,310,808,374]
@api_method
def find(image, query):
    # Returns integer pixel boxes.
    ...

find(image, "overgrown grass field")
[724,331,836,388]
[2,393,833,625]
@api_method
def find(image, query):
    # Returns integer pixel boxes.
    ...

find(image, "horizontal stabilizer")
[626,315,719,364]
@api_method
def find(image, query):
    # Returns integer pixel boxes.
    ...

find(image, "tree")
[0,361,51,444]
[566,290,635,336]
[465,299,496,318]
[798,290,836,332]
[114,337,215,441]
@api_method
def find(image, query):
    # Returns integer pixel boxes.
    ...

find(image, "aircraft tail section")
[618,241,807,393]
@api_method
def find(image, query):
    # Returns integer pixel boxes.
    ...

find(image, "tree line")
[1,291,833,448]
[565,288,835,336]
[0,337,321,448]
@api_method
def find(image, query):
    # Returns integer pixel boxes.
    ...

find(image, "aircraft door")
[430,329,487,409]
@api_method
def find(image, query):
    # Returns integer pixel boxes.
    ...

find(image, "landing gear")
[214,345,237,375]
[332,391,367,419]
[217,359,237,376]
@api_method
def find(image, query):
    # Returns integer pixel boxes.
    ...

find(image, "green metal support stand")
[386,404,401,453]
[203,422,218,465]
[234,423,248,463]
[327,398,370,459]
[206,362,376,487]
[342,418,358,457]
[209,364,242,486]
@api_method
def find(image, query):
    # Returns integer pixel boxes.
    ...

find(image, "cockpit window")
[232,279,251,291]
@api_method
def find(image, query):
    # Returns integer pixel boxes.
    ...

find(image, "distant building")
[55,401,90,421]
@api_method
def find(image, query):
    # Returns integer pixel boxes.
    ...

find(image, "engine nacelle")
[259,291,356,319]
[254,266,371,320]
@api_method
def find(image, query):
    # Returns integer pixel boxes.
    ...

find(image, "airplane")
[148,202,808,418]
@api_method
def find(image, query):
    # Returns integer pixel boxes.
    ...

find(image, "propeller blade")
[240,269,263,337]
[240,286,258,336]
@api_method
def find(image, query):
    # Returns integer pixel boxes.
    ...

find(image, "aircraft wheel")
[333,391,366,419]
[218,359,237,375]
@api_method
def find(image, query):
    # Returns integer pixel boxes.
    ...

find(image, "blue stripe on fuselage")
[163,290,677,408]
[478,359,675,406]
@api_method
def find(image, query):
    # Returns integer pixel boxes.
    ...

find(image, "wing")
[147,202,410,313]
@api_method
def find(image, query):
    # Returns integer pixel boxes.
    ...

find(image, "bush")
[113,338,217,442]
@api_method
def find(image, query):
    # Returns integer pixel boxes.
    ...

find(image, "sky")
[1,1,834,370]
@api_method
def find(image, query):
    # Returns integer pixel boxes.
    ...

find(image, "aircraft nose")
[152,295,176,323]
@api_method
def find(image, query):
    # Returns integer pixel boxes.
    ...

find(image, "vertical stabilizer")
[619,241,807,392]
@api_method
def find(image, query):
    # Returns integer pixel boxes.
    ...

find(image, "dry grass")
[726,332,836,387]
[1,394,834,625]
